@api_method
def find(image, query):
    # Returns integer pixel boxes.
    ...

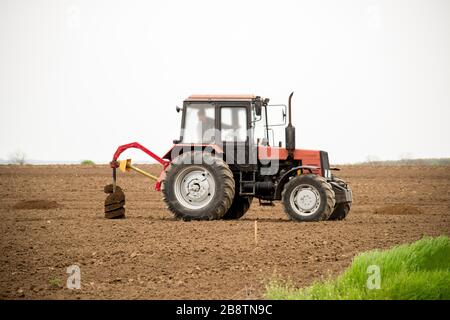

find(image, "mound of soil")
[13,200,60,210]
[373,204,423,215]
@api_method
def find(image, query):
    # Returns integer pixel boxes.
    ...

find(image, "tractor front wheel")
[282,174,335,222]
[162,151,235,220]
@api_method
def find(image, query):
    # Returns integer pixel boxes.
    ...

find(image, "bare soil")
[0,164,449,299]
[373,204,424,215]
[13,200,61,210]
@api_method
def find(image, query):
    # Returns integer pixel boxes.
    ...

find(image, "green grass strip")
[266,236,450,300]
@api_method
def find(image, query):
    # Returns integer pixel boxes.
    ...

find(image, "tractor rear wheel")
[222,195,253,220]
[282,174,335,222]
[162,151,235,220]
[328,177,352,220]
[328,203,351,220]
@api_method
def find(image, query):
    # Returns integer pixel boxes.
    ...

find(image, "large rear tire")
[328,203,351,220]
[222,195,253,220]
[162,151,235,220]
[328,176,352,220]
[282,174,335,222]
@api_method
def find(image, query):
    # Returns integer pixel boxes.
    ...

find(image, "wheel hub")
[296,189,318,211]
[184,173,211,202]
[174,167,216,209]
[290,184,321,216]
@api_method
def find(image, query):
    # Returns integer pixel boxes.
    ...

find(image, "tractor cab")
[176,95,286,148]
[170,95,292,172]
[178,95,254,145]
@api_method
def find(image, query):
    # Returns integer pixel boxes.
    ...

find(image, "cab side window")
[220,107,247,142]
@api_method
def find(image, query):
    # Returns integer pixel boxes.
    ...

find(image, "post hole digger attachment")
[105,93,352,221]
[104,142,169,219]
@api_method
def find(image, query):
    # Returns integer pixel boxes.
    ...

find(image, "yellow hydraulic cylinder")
[118,159,159,181]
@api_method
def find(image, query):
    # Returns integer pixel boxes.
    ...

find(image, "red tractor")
[104,93,352,221]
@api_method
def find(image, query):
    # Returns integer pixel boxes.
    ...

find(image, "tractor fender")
[162,143,224,160]
[274,165,319,200]
[156,144,224,191]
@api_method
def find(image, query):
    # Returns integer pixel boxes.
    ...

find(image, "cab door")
[218,103,256,170]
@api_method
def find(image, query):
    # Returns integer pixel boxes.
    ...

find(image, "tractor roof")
[186,94,257,102]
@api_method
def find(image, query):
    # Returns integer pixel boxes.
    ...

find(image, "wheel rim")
[174,166,216,210]
[290,184,321,216]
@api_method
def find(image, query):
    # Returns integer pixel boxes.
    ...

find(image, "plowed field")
[0,165,449,299]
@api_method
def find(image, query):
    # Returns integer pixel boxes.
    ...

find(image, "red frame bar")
[111,142,169,168]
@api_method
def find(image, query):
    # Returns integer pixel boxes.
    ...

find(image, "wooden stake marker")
[254,220,258,245]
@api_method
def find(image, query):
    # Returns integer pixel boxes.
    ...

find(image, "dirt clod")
[13,200,60,210]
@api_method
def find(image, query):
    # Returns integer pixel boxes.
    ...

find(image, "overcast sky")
[1,0,449,164]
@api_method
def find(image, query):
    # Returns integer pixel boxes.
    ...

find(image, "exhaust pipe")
[285,92,296,157]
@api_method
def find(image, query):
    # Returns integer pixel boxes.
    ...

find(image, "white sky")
[0,0,449,164]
